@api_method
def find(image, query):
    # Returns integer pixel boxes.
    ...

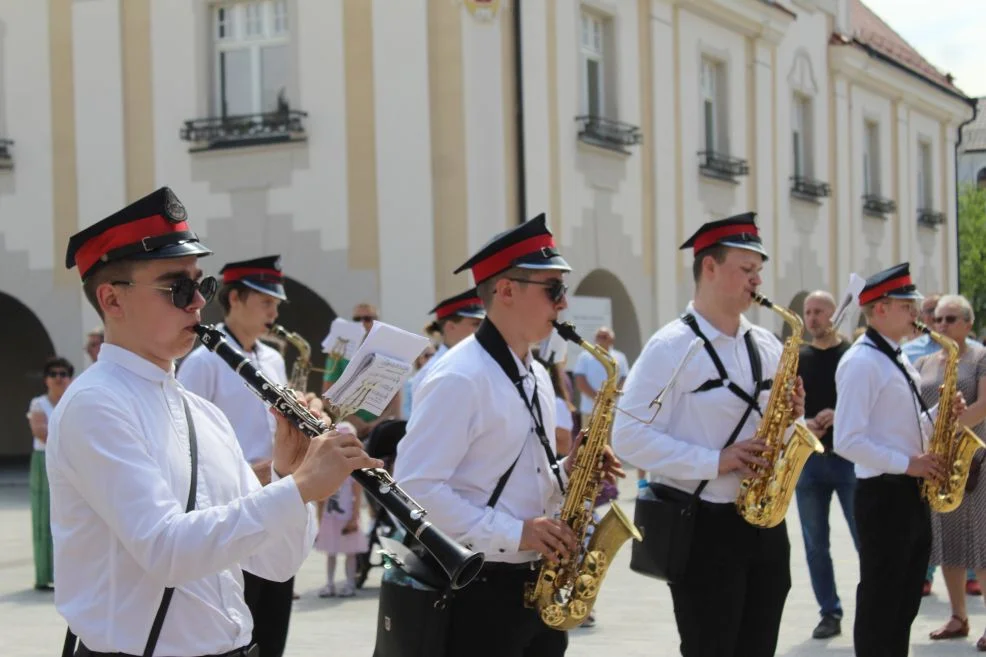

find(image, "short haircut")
[477,267,530,307]
[217,282,253,314]
[804,290,836,309]
[82,260,139,320]
[936,294,975,323]
[44,356,74,377]
[860,301,878,319]
[691,245,730,283]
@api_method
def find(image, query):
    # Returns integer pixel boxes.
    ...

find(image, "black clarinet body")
[193,324,484,590]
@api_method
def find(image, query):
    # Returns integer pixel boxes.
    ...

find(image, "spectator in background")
[574,327,631,479]
[84,328,103,364]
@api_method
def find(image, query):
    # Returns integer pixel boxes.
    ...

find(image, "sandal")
[930,615,969,640]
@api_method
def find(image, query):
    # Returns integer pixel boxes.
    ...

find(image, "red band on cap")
[222,267,284,284]
[436,297,482,320]
[859,275,914,305]
[75,214,189,277]
[471,234,556,283]
[692,223,758,253]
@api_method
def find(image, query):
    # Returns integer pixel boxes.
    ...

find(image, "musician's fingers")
[348,454,384,470]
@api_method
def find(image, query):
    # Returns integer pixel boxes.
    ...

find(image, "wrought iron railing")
[179,110,308,151]
[862,194,897,216]
[917,208,946,227]
[790,175,830,199]
[0,138,13,170]
[698,151,750,179]
[575,116,643,150]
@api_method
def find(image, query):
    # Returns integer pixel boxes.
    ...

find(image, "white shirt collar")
[97,343,175,383]
[511,347,534,376]
[686,301,753,341]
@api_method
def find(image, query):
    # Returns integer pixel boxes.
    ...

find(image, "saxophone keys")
[584,550,607,574]
[575,574,599,599]
[567,599,589,621]
[540,604,566,627]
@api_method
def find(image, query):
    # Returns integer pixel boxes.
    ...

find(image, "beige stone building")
[0,0,974,457]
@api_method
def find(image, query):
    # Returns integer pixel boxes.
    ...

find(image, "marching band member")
[393,214,622,657]
[47,187,379,657]
[613,214,804,657]
[406,288,485,413]
[178,255,296,657]
[835,263,965,657]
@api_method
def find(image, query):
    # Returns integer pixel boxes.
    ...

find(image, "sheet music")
[320,317,365,357]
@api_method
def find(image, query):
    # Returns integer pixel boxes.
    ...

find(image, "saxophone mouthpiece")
[751,291,772,308]
[552,320,583,345]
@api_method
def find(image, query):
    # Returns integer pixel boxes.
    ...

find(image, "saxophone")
[915,320,986,513]
[736,293,824,528]
[524,321,642,630]
[269,323,313,392]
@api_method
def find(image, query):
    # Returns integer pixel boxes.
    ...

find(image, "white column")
[833,76,852,284]
[651,0,677,325]
[521,0,550,223]
[895,103,910,264]
[753,41,775,294]
[944,122,959,292]
[372,0,435,331]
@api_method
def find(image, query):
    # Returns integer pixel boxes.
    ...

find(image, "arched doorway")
[781,291,809,341]
[572,269,642,362]
[198,277,336,394]
[0,292,55,460]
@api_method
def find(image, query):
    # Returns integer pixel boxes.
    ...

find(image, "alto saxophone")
[269,323,313,392]
[915,320,986,513]
[736,294,824,528]
[524,321,642,630]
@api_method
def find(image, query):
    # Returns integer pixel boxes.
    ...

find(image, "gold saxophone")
[268,323,315,392]
[914,320,986,513]
[524,321,642,630]
[736,294,824,528]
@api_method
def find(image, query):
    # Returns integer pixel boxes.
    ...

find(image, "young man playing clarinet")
[178,255,296,657]
[612,213,805,657]
[47,187,380,657]
[393,214,622,657]
[834,263,965,657]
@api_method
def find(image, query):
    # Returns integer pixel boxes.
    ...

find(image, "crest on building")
[461,0,502,22]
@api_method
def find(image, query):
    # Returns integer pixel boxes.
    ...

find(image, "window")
[977,167,986,190]
[580,11,605,117]
[792,95,812,179]
[213,1,290,118]
[863,120,880,195]
[701,58,726,154]
[917,141,932,210]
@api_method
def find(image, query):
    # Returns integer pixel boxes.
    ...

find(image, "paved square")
[2,472,983,656]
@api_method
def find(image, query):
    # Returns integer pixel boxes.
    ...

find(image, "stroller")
[354,419,407,589]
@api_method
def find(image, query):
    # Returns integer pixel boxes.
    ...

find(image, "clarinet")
[193,324,484,590]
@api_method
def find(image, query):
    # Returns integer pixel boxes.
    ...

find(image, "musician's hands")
[906,452,946,482]
[304,392,328,420]
[519,517,579,564]
[293,431,383,504]
[790,377,806,419]
[270,391,315,477]
[251,459,273,486]
[719,439,768,478]
[814,408,835,430]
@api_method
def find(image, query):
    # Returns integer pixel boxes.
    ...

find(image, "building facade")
[0,0,974,457]
[958,97,986,188]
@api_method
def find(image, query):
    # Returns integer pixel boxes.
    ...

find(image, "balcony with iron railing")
[179,109,308,152]
[698,151,749,181]
[917,208,946,228]
[0,138,13,170]
[862,194,897,217]
[790,175,830,201]
[575,116,643,153]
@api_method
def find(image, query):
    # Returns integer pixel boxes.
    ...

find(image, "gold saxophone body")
[915,320,986,513]
[736,293,824,528]
[269,324,313,392]
[524,321,642,630]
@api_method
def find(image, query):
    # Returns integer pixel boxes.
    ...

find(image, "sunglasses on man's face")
[46,370,71,379]
[934,314,964,325]
[506,277,568,304]
[111,276,218,309]
[353,315,377,323]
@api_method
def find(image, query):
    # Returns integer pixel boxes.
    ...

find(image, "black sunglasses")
[46,370,71,379]
[353,315,377,322]
[111,276,218,309]
[934,314,964,325]
[506,277,568,304]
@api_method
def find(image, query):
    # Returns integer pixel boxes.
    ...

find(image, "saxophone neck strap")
[862,328,933,421]
[474,319,566,504]
[680,313,769,415]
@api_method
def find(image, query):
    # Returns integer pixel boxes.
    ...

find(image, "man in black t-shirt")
[796,290,859,640]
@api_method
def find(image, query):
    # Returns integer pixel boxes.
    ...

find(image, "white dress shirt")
[394,335,566,563]
[612,303,783,503]
[407,342,449,414]
[46,344,316,656]
[834,332,936,478]
[177,324,287,463]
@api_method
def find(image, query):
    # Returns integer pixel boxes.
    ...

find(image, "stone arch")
[781,290,809,341]
[573,269,642,362]
[0,291,55,459]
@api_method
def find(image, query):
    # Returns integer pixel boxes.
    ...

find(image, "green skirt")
[29,449,53,588]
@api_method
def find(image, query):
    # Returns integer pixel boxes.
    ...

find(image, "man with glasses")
[834,263,966,657]
[613,213,804,657]
[178,255,296,657]
[46,187,380,657]
[392,214,622,657]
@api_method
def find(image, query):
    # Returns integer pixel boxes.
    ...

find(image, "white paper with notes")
[323,321,430,418]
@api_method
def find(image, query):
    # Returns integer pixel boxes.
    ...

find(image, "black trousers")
[445,563,567,657]
[243,572,294,657]
[854,475,931,657]
[667,502,791,657]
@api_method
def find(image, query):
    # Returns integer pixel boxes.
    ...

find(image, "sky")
[859,0,986,99]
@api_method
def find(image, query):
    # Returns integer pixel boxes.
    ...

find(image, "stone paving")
[2,470,985,656]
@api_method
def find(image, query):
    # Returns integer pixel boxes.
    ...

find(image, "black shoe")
[812,615,841,639]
